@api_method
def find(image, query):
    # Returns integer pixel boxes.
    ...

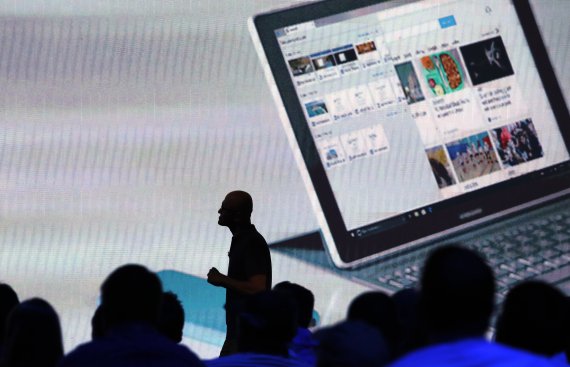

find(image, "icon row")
[318,125,389,169]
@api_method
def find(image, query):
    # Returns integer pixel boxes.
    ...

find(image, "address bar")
[382,19,441,43]
[376,0,457,21]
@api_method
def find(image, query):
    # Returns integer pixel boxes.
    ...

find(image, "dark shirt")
[205,353,310,367]
[225,225,272,332]
[59,323,204,367]
[289,327,318,366]
[388,338,556,367]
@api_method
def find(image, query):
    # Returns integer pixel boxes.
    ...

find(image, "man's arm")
[207,267,266,295]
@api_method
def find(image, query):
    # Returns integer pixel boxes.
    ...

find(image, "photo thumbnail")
[356,41,377,55]
[425,146,456,189]
[348,85,375,115]
[490,118,544,167]
[312,53,336,71]
[326,90,353,120]
[418,49,468,96]
[460,36,514,86]
[446,131,500,182]
[318,137,347,169]
[364,125,389,155]
[333,47,358,65]
[394,61,425,104]
[341,131,368,162]
[288,56,314,76]
[305,100,328,118]
[327,148,340,160]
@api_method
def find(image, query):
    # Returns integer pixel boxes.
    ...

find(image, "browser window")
[275,0,569,234]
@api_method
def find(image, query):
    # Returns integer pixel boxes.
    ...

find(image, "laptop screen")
[255,0,570,265]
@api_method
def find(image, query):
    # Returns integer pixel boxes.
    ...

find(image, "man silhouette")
[207,191,272,356]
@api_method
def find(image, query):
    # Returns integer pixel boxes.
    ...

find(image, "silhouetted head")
[273,281,314,328]
[91,304,107,340]
[218,191,253,228]
[0,284,19,345]
[1,298,63,367]
[347,291,399,359]
[420,245,495,341]
[392,288,427,356]
[495,281,568,356]
[158,291,185,343]
[315,320,390,367]
[101,264,162,328]
[237,291,297,356]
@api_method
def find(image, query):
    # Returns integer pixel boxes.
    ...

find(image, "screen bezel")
[253,0,570,265]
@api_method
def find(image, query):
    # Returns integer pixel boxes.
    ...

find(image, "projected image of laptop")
[250,0,570,296]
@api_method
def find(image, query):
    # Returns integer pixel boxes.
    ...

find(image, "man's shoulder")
[389,339,556,367]
[60,339,116,367]
[245,225,268,245]
[205,353,310,367]
[60,336,204,367]
[232,225,267,247]
[233,226,269,254]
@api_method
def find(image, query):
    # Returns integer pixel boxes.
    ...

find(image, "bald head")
[226,191,253,214]
[218,191,253,228]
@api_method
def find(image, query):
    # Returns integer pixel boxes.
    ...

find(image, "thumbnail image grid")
[418,49,469,96]
[394,61,425,104]
[446,131,501,182]
[425,146,457,189]
[288,56,314,76]
[490,118,544,167]
[460,36,515,86]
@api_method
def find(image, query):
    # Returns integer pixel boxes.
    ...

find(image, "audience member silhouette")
[0,298,63,367]
[90,305,106,340]
[420,245,494,342]
[158,291,185,343]
[59,264,204,367]
[391,288,427,356]
[495,281,569,362]
[273,281,317,365]
[314,320,390,367]
[207,190,272,356]
[205,290,307,367]
[389,245,555,367]
[347,291,399,360]
[0,284,19,356]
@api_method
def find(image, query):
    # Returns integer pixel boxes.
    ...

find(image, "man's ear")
[309,317,316,328]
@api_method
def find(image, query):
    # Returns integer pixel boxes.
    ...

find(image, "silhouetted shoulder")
[60,325,204,367]
[205,352,311,367]
[388,338,556,367]
[241,225,268,246]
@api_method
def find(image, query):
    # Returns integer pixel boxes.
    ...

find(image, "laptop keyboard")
[374,203,570,302]
[272,197,570,308]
